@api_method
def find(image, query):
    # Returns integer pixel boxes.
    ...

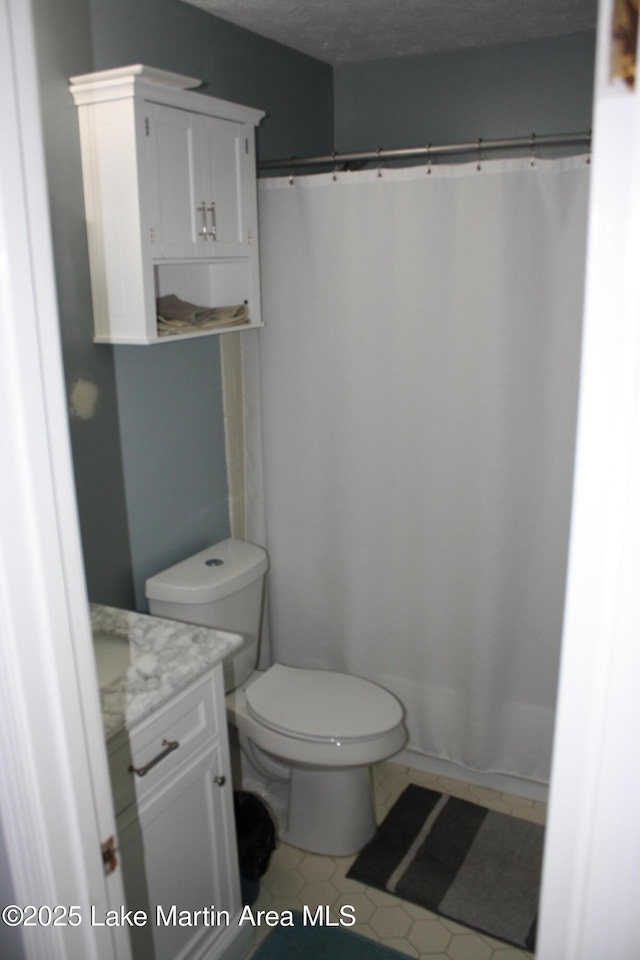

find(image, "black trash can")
[233,791,276,905]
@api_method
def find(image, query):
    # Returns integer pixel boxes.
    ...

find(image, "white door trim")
[537,2,640,957]
[0,1,130,957]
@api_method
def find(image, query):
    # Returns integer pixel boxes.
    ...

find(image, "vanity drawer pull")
[129,739,179,777]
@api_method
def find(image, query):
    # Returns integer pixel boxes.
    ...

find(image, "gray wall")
[334,32,595,154]
[33,0,333,611]
[34,0,135,608]
[88,0,334,164]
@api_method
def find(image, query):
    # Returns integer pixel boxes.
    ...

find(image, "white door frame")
[0,1,130,958]
[537,1,640,957]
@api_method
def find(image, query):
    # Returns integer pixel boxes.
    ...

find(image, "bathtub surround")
[221,333,247,539]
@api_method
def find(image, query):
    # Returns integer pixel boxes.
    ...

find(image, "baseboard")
[392,746,549,804]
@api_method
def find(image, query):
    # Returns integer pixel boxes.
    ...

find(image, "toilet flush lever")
[205,558,224,567]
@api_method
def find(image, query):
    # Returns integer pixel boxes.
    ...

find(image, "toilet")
[145,538,406,855]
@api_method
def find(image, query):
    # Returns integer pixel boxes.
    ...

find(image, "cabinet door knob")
[213,774,226,787]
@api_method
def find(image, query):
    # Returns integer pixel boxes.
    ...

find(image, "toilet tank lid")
[145,539,268,605]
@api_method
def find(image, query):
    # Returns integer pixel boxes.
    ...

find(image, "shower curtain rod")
[257,130,591,172]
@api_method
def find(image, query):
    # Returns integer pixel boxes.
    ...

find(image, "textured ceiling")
[180,0,598,65]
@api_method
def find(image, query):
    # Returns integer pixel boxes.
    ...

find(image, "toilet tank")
[145,539,269,692]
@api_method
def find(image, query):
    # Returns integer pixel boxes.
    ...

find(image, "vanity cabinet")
[109,666,251,960]
[70,65,265,344]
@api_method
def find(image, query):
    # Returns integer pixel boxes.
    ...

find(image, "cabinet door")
[149,107,247,262]
[199,115,246,257]
[117,741,242,960]
[149,104,207,259]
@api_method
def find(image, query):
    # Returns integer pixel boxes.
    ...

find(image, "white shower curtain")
[250,156,589,785]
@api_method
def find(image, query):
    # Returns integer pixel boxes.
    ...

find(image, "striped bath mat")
[347,784,543,950]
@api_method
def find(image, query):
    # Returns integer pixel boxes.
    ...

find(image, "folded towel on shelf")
[157,294,250,335]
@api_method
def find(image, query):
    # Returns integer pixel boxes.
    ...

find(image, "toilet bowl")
[228,665,406,854]
[146,539,407,855]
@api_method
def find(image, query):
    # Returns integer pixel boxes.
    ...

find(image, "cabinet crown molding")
[70,63,265,127]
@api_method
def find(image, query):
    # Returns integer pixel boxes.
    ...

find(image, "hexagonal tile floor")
[242,761,546,960]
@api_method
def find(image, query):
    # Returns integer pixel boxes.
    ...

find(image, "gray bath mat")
[347,784,543,950]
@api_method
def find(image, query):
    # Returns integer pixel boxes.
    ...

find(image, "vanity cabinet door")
[108,675,220,818]
[118,739,245,960]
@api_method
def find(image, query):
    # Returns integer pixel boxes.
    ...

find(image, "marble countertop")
[91,604,243,740]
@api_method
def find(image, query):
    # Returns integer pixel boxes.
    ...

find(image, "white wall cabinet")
[70,65,264,344]
[109,667,252,960]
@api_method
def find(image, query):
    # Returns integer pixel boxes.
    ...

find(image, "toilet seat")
[245,664,404,744]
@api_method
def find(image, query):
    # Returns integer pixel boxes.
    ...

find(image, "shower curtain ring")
[425,142,432,175]
[476,138,483,171]
[288,158,295,185]
[332,151,339,181]
[530,133,537,167]
[377,147,383,177]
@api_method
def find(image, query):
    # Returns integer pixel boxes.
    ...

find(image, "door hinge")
[101,836,118,876]
[245,138,249,155]
[145,117,150,136]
